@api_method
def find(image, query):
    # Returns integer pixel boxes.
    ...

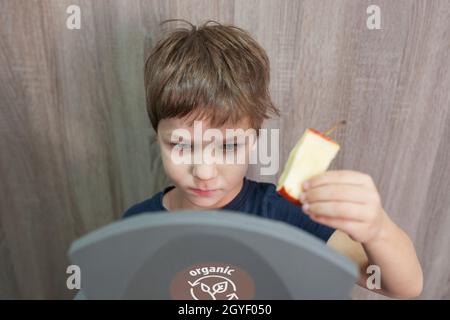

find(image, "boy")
[123,19,423,298]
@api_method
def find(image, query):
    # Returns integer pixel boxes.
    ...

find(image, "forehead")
[158,116,253,137]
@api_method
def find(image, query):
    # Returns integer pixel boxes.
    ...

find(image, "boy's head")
[144,19,279,209]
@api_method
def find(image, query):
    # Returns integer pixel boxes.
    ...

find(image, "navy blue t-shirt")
[122,177,335,242]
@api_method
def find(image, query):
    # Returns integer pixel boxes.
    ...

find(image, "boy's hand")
[299,170,388,244]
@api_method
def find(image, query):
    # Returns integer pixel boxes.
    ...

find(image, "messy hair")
[144,19,280,136]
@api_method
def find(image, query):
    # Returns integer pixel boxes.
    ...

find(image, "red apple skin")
[278,186,303,206]
[308,128,339,145]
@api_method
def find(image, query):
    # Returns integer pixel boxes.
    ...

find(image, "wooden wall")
[0,0,449,299]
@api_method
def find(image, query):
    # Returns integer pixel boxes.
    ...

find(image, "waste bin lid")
[68,210,358,299]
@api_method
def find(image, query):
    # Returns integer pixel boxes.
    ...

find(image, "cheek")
[160,148,190,177]
[163,162,189,183]
[218,163,248,182]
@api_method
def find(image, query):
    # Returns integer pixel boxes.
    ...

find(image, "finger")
[309,213,361,233]
[303,184,378,205]
[303,201,368,221]
[304,170,373,190]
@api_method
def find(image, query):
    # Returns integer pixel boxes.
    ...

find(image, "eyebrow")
[163,134,246,143]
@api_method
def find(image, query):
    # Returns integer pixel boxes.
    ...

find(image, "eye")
[170,142,192,150]
[221,143,240,151]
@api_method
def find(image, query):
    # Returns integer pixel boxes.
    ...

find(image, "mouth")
[189,188,219,196]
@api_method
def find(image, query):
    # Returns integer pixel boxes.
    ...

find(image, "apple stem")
[324,120,346,136]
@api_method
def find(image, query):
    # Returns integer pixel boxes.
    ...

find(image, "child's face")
[156,115,257,209]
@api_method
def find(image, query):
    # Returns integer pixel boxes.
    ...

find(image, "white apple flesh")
[276,128,340,205]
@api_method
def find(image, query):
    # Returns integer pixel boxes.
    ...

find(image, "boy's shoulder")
[122,186,172,219]
[246,179,335,242]
[243,178,282,209]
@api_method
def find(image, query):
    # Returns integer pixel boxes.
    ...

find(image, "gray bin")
[68,210,358,300]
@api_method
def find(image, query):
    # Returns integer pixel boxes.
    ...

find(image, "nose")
[192,163,218,181]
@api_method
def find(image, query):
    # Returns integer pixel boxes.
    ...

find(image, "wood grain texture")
[0,0,449,299]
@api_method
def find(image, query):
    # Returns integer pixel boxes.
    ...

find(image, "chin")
[189,197,221,209]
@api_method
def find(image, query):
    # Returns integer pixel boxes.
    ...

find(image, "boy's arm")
[300,170,423,299]
[327,227,423,298]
